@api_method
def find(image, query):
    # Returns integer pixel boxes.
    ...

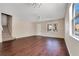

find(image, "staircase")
[2,26,12,41]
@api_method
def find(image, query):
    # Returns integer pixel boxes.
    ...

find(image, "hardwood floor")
[0,36,69,56]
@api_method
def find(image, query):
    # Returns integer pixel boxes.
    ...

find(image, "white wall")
[36,23,41,35]
[1,14,7,26]
[0,4,37,39]
[12,20,36,38]
[65,4,79,56]
[36,18,65,38]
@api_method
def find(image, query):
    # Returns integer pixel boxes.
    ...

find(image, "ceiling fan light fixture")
[32,3,42,8]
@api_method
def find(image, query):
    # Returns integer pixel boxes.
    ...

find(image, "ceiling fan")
[31,3,42,8]
[24,3,42,8]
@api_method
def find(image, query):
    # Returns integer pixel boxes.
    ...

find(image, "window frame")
[69,3,79,41]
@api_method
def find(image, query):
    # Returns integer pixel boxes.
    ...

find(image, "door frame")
[1,13,13,42]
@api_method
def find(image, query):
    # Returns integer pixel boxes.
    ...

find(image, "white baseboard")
[36,34,64,39]
[14,34,35,39]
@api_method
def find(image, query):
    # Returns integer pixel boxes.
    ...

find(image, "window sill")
[71,34,79,41]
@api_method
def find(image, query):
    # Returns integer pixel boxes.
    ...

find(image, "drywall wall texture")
[65,4,79,56]
[36,18,65,38]
[12,20,36,38]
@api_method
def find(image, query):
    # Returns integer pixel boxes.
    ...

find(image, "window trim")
[69,3,79,41]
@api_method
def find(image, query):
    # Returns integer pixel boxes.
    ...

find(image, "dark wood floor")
[0,36,69,56]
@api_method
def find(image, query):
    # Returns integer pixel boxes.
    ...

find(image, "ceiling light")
[31,3,42,8]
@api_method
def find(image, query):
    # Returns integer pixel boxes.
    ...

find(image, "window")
[70,3,79,40]
[72,4,79,36]
[47,23,58,32]
[47,24,52,32]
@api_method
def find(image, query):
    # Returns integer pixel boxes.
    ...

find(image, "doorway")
[1,13,12,42]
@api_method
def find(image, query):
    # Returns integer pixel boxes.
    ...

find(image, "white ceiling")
[0,3,68,21]
[22,3,68,21]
